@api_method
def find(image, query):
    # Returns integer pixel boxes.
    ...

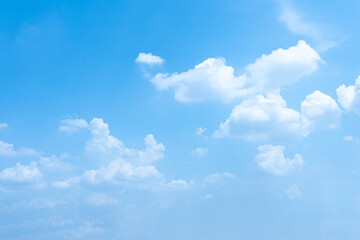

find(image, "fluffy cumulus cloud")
[245,40,321,94]
[301,90,341,129]
[203,172,236,185]
[0,140,38,156]
[59,118,89,132]
[85,118,165,165]
[84,118,126,155]
[215,91,340,141]
[0,162,43,185]
[54,118,194,191]
[151,58,247,103]
[135,52,165,66]
[150,41,321,103]
[336,76,360,115]
[191,147,208,158]
[255,145,304,175]
[214,94,308,140]
[83,160,163,184]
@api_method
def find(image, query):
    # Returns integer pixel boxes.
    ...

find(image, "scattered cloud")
[343,135,357,142]
[195,127,207,136]
[38,154,72,171]
[86,192,119,206]
[52,177,80,189]
[203,194,213,199]
[59,118,89,132]
[1,198,66,212]
[84,118,165,164]
[336,76,360,115]
[82,160,163,184]
[136,52,165,66]
[0,140,38,157]
[0,162,43,187]
[284,184,302,200]
[191,147,208,158]
[203,172,235,185]
[255,145,303,175]
[0,123,8,130]
[166,179,193,191]
[54,118,193,191]
[150,41,321,103]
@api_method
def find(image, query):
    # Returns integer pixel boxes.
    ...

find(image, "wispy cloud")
[278,1,336,52]
[0,123,8,130]
[0,140,38,157]
[191,147,208,158]
[59,118,89,132]
[284,184,302,200]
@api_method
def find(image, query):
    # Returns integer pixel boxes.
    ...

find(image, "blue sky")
[1,0,360,239]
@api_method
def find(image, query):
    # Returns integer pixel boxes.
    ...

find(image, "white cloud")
[84,118,125,154]
[38,155,72,171]
[203,194,213,199]
[82,160,163,184]
[284,184,302,200]
[86,192,119,206]
[336,76,360,115]
[1,198,66,212]
[0,123,8,130]
[55,118,171,190]
[279,1,336,52]
[215,91,340,141]
[85,118,165,165]
[214,94,308,140]
[0,162,42,183]
[191,147,208,158]
[52,177,80,189]
[343,135,357,142]
[245,40,321,94]
[55,118,194,192]
[255,145,303,175]
[301,90,341,130]
[195,127,206,136]
[150,41,321,102]
[166,179,193,190]
[279,2,320,40]
[151,58,246,103]
[135,52,165,66]
[203,172,235,185]
[59,119,89,132]
[0,140,38,156]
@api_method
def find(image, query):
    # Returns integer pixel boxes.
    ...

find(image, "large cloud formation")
[151,40,322,103]
[214,91,340,141]
[54,118,191,191]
